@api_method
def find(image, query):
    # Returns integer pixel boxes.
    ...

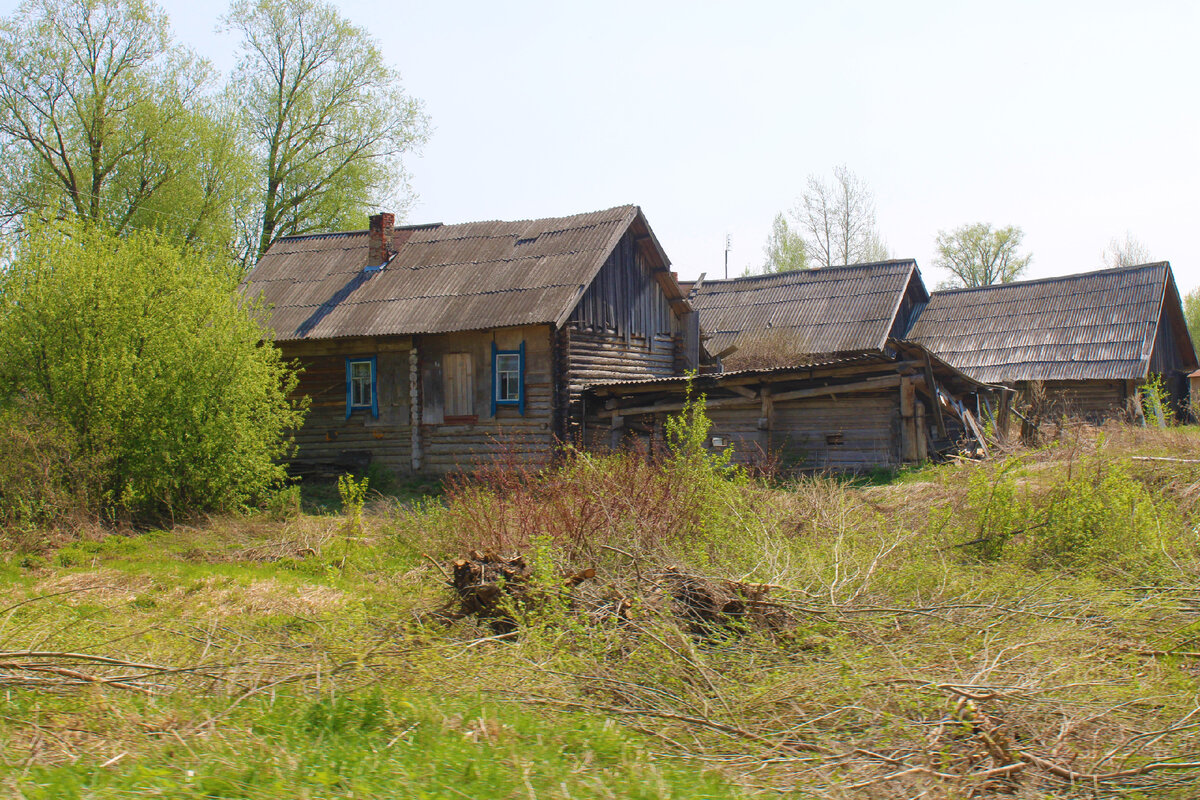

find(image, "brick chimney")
[368,212,395,267]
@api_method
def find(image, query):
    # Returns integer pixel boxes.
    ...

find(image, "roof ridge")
[271,205,638,244]
[931,261,1169,297]
[699,259,917,287]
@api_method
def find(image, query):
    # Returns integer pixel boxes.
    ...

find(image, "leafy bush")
[1016,458,1178,579]
[0,221,305,521]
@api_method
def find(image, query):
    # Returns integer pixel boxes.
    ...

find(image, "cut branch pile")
[657,567,792,634]
[442,550,595,633]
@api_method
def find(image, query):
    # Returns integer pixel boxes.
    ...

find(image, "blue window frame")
[345,356,378,419]
[490,341,525,416]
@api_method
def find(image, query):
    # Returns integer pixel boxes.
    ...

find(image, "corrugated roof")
[241,205,652,340]
[583,340,991,394]
[690,260,920,355]
[906,262,1181,382]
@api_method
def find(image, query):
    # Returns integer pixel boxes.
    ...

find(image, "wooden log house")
[241,205,697,475]
[906,263,1199,422]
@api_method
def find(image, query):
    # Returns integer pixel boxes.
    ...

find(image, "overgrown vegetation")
[0,222,304,528]
[3,411,1200,797]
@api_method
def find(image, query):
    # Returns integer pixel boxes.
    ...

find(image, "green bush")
[1017,459,1177,578]
[0,220,306,521]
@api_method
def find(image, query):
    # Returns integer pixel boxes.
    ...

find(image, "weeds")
[4,420,1200,797]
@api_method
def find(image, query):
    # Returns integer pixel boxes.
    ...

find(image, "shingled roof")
[242,205,679,341]
[906,262,1197,383]
[690,260,926,356]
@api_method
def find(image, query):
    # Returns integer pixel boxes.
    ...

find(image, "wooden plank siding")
[563,230,684,441]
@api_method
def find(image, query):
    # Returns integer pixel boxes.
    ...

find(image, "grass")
[3,421,1200,798]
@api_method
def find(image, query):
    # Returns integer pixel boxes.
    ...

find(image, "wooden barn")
[586,263,992,470]
[241,205,696,475]
[906,263,1198,422]
[585,341,991,471]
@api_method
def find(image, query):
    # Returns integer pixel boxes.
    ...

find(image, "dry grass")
[3,426,1200,797]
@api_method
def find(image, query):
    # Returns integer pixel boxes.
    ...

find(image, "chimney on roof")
[368,212,395,267]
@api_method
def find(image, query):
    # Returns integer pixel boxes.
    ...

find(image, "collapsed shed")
[585,340,993,471]
[906,262,1198,421]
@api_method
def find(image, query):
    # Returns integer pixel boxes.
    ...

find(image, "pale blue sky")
[6,0,1200,291]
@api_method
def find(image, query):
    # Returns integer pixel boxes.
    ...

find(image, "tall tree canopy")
[1183,287,1200,353]
[760,212,807,272]
[0,0,247,252]
[226,0,430,259]
[934,223,1032,288]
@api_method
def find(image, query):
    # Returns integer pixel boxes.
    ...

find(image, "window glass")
[350,360,372,407]
[495,353,520,402]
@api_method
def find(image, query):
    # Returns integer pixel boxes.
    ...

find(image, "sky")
[6,0,1199,291]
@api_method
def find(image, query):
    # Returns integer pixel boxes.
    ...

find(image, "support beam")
[606,374,902,417]
[923,354,948,440]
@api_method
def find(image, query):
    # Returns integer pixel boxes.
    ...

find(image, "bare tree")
[793,165,888,267]
[1101,232,1152,269]
[226,0,430,260]
[934,223,1031,288]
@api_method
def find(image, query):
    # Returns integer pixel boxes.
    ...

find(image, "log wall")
[1025,380,1130,422]
[582,390,907,472]
[418,325,556,474]
[280,336,414,476]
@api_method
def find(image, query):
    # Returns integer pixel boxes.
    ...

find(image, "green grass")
[14,693,738,799]
[4,426,1200,798]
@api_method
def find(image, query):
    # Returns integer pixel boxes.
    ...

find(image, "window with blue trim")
[345,357,379,418]
[490,341,525,416]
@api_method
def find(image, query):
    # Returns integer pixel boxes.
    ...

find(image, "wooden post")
[923,354,948,441]
[900,376,919,463]
[758,386,774,431]
[915,400,928,461]
[610,414,625,450]
[410,346,422,472]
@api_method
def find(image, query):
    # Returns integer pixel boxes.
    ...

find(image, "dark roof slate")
[689,260,922,355]
[906,262,1186,382]
[242,205,655,340]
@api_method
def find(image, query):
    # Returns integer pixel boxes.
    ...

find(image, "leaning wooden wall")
[281,336,414,476]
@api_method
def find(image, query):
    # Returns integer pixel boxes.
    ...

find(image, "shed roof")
[906,262,1196,382]
[242,205,680,341]
[689,260,924,356]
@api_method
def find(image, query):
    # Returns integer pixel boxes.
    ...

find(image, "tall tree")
[760,212,807,272]
[1101,232,1152,269]
[934,223,1031,288]
[1183,286,1200,352]
[0,0,237,247]
[226,0,430,260]
[793,165,888,268]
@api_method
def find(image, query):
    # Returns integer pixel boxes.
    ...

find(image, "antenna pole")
[724,234,731,279]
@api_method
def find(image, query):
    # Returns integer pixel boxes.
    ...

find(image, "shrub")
[1016,458,1178,579]
[427,382,752,568]
[0,220,306,521]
